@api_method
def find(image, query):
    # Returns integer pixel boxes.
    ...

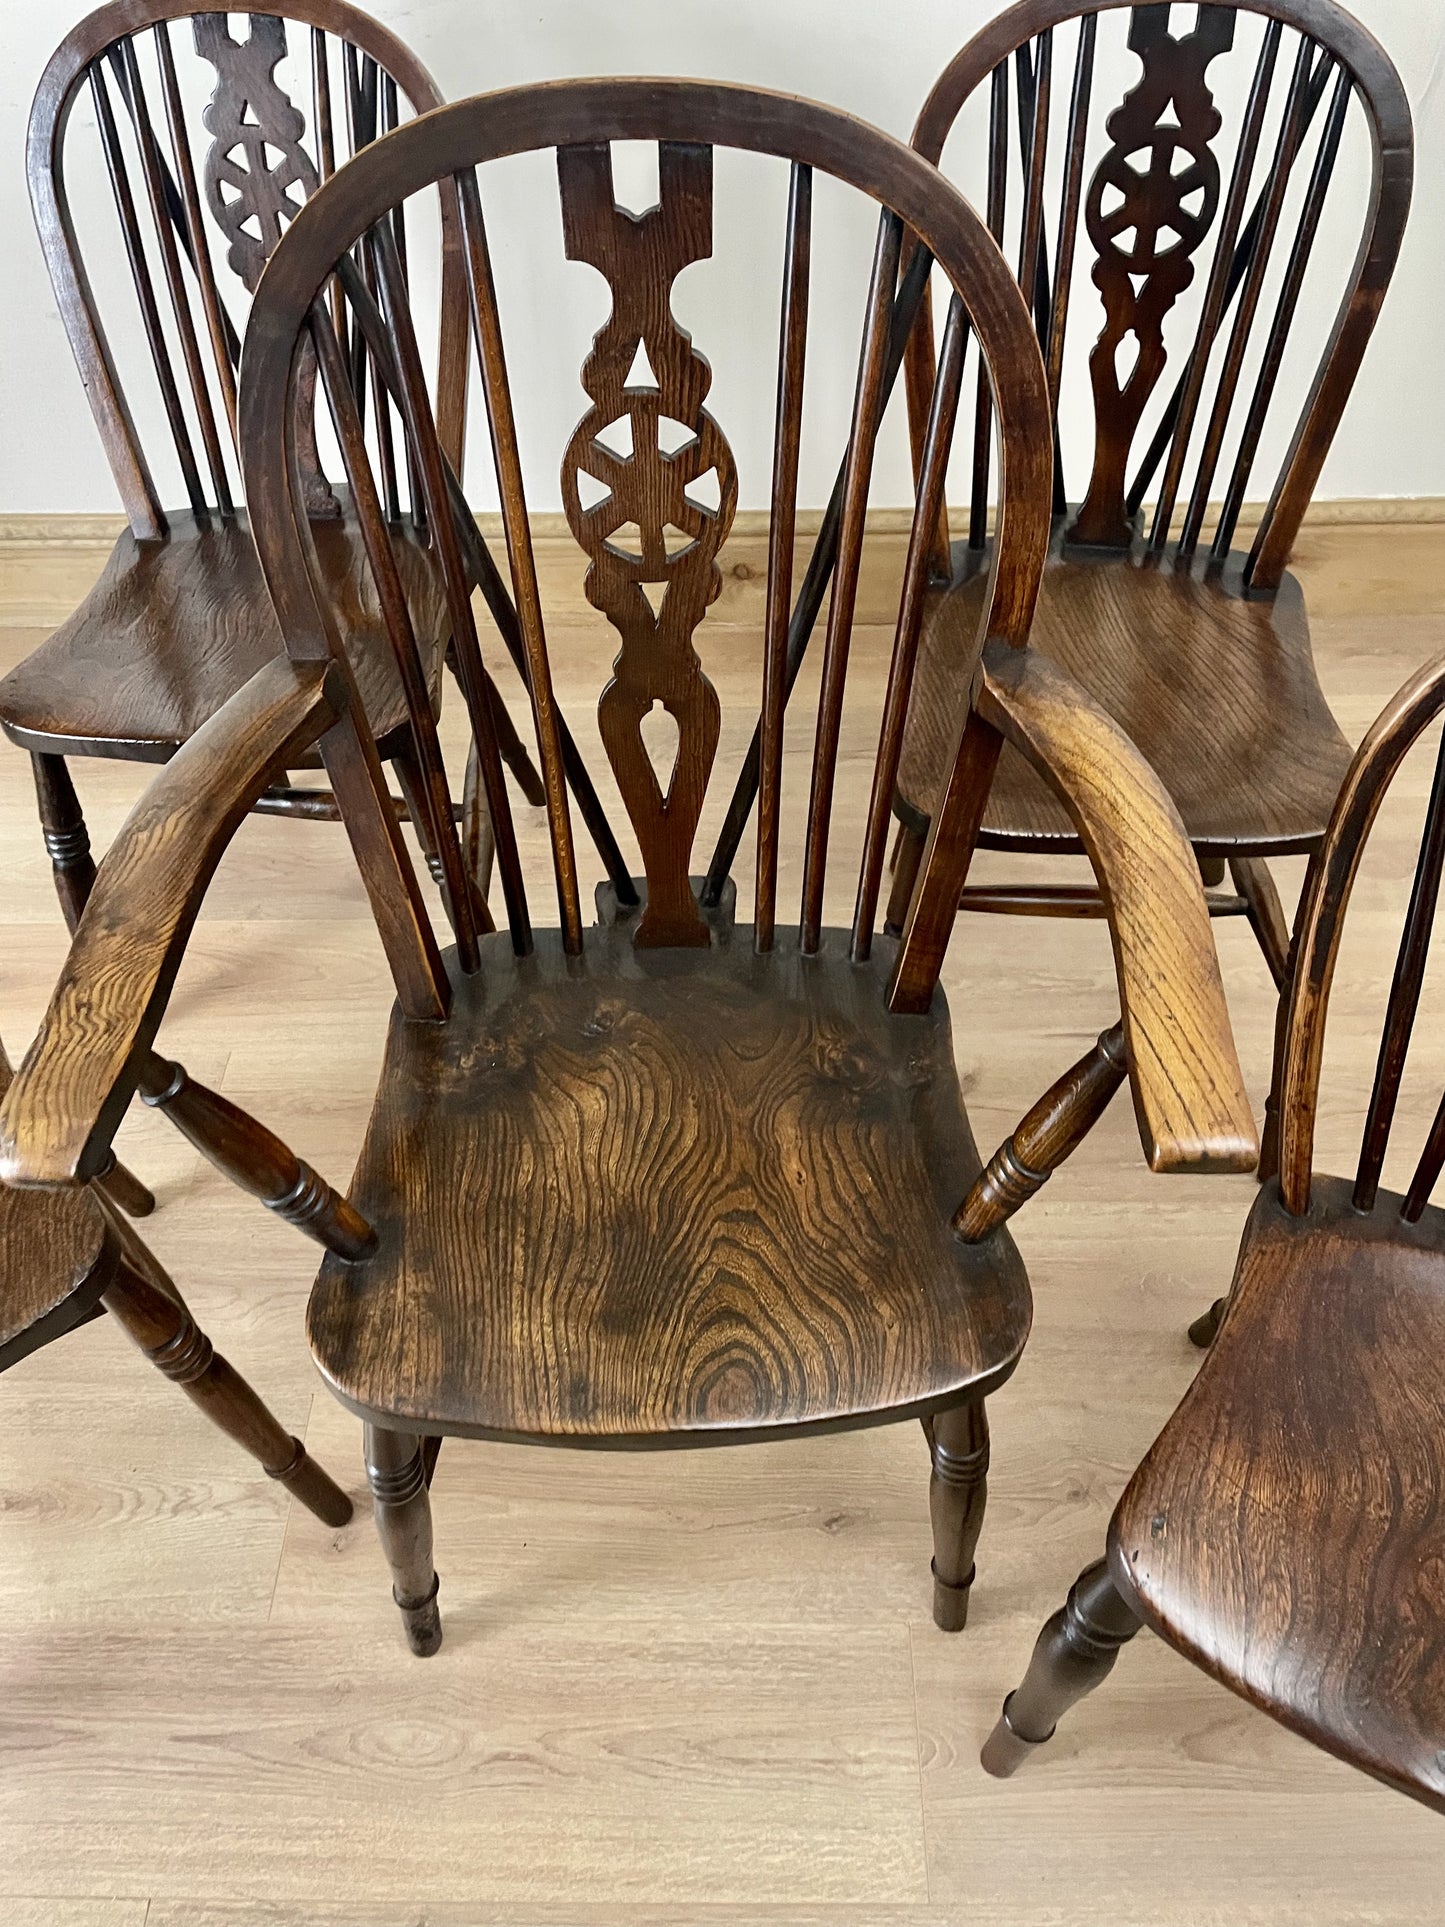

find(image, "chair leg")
[31,752,96,934]
[1228,855,1290,991]
[101,1249,353,1528]
[1188,1295,1228,1348]
[925,1398,990,1631]
[364,1423,442,1656]
[884,821,927,938]
[980,1558,1143,1778]
[92,1154,156,1220]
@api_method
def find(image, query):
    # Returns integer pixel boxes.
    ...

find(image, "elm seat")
[1113,1176,1445,1811]
[0,1159,113,1372]
[0,506,448,765]
[896,536,1354,856]
[306,925,1033,1443]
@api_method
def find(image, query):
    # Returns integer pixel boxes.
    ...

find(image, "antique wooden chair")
[3,0,543,934]
[883,1,1411,1079]
[1,79,1256,1655]
[0,1030,351,1532]
[980,650,1445,1815]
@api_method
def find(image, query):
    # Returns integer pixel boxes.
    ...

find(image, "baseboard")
[2,498,1442,628]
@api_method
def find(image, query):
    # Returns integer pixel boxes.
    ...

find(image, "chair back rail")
[1277,653,1445,1216]
[905,0,1412,592]
[28,0,467,542]
[237,80,1052,1019]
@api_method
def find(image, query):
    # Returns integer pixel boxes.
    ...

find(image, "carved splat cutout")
[193,14,336,518]
[558,141,738,947]
[1068,4,1235,548]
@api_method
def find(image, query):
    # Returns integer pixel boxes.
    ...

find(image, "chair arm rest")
[0,656,345,1185]
[977,638,1258,1175]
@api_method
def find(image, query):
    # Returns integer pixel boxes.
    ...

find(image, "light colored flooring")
[2,525,1444,1925]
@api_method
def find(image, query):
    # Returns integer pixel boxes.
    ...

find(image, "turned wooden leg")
[1197,855,1226,889]
[482,669,546,807]
[92,1153,156,1220]
[364,1423,442,1656]
[391,738,448,892]
[925,1398,989,1631]
[884,822,926,938]
[980,1557,1143,1777]
[31,752,96,934]
[1229,855,1290,991]
[102,1249,352,1528]
[137,1056,375,1261]
[462,737,497,911]
[1188,1295,1229,1348]
[955,1025,1128,1242]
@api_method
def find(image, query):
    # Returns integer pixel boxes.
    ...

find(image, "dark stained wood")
[559,141,733,949]
[29,752,97,932]
[985,653,1445,1815]
[364,1424,442,1654]
[306,927,1031,1444]
[898,0,1413,1007]
[926,1399,991,1631]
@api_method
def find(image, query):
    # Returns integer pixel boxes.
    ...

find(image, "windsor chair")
[1,80,1257,1656]
[0,1030,351,1533]
[879,0,1411,1211]
[2,0,543,935]
[981,651,1445,1815]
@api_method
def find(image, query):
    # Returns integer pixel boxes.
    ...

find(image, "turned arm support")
[976,638,1257,1176]
[0,656,346,1186]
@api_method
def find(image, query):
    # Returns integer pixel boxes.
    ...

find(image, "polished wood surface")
[0,529,1440,1914]
[307,923,1029,1442]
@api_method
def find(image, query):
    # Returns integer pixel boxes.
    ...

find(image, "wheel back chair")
[0,1020,350,1533]
[0,0,555,1270]
[981,649,1445,1815]
[876,0,1411,1213]
[1,79,1257,1654]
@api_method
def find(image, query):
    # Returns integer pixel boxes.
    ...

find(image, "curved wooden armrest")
[0,657,345,1187]
[977,638,1257,1175]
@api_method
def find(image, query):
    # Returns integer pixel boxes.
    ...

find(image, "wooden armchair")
[981,652,1445,1816]
[2,79,1255,1656]
[0,1032,350,1534]
[3,0,542,933]
[881,0,1411,1148]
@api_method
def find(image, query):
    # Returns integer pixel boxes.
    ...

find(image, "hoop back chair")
[2,79,1255,1654]
[982,650,1445,1814]
[3,0,543,927]
[0,1025,351,1534]
[887,0,1411,1057]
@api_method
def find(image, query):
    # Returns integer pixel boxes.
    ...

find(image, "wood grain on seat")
[307,924,1032,1443]
[897,534,1352,855]
[0,506,446,763]
[1111,1175,1445,1814]
[0,1165,113,1373]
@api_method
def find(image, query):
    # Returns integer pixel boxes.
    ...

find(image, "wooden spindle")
[456,168,582,953]
[701,239,934,909]
[310,295,480,969]
[1016,33,1051,317]
[1044,14,1096,425]
[1178,33,1315,559]
[756,162,812,956]
[1215,67,1349,559]
[119,37,232,513]
[91,57,206,515]
[853,294,968,962]
[1149,20,1282,549]
[799,211,902,954]
[154,23,239,446]
[1354,729,1445,1211]
[1402,1092,1445,1223]
[969,63,1009,551]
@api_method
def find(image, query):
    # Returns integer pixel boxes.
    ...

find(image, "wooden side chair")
[1,79,1256,1657]
[980,651,1445,1815]
[3,0,544,933]
[882,0,1411,1180]
[0,1031,351,1533]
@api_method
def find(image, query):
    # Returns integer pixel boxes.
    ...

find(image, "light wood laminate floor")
[1,524,1443,1924]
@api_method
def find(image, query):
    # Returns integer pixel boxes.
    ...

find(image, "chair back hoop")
[238,79,1052,1017]
[906,0,1411,591]
[1278,653,1445,1217]
[27,0,467,541]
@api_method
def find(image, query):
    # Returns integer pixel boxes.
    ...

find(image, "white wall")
[2,0,1442,515]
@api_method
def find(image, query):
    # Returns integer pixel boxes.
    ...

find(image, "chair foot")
[395,1572,444,1657]
[980,1558,1142,1779]
[365,1424,443,1657]
[1188,1295,1228,1348]
[884,821,926,938]
[268,1435,354,1528]
[94,1154,156,1219]
[926,1400,989,1631]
